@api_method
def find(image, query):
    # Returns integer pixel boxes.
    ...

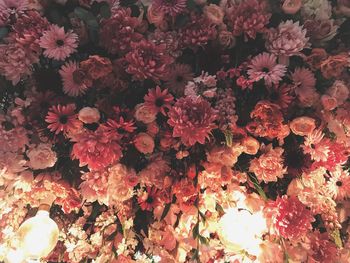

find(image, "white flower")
[301,0,332,20]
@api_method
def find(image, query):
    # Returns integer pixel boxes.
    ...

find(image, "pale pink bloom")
[203,4,224,25]
[0,0,28,26]
[27,143,57,170]
[138,158,170,188]
[282,0,302,14]
[59,61,90,96]
[327,80,349,106]
[247,52,287,86]
[302,129,330,162]
[327,168,350,200]
[134,103,157,124]
[321,94,338,110]
[39,25,78,60]
[80,170,109,204]
[206,145,244,167]
[249,144,287,183]
[134,132,155,154]
[258,240,284,263]
[78,107,100,124]
[289,116,316,136]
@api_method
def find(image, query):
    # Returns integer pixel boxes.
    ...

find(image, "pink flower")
[152,0,187,17]
[247,52,287,86]
[289,116,316,136]
[267,195,314,240]
[307,231,338,263]
[134,132,155,154]
[59,61,90,96]
[265,20,309,58]
[282,0,302,15]
[99,8,142,55]
[78,107,100,124]
[134,103,158,124]
[138,186,162,211]
[125,39,173,82]
[45,104,81,135]
[147,4,165,25]
[168,96,217,146]
[203,4,224,25]
[144,86,173,116]
[27,143,57,170]
[249,144,287,183]
[39,25,78,61]
[291,67,318,106]
[228,0,271,40]
[0,0,27,26]
[165,63,194,96]
[71,127,122,171]
[80,170,109,204]
[321,94,338,110]
[327,80,349,106]
[327,168,350,200]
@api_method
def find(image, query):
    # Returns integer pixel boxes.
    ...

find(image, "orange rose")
[289,116,316,136]
[320,53,349,79]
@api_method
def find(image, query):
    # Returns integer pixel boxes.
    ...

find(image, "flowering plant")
[0,0,350,262]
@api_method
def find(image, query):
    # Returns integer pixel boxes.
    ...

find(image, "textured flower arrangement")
[0,0,349,262]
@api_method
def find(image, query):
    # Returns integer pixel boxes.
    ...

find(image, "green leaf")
[224,130,233,147]
[198,235,209,245]
[100,3,111,19]
[0,27,8,39]
[330,228,343,248]
[215,203,225,215]
[160,203,171,221]
[199,210,206,223]
[248,173,267,200]
[74,7,95,22]
[192,222,199,239]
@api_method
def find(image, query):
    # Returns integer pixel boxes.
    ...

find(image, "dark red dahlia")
[167,96,217,146]
[270,195,314,240]
[99,8,142,55]
[125,39,173,82]
[71,126,122,171]
[179,13,217,49]
[227,0,271,41]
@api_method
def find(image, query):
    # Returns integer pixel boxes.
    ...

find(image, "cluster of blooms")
[0,0,350,262]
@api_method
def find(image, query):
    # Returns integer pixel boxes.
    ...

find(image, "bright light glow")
[218,207,267,256]
[4,249,25,263]
[16,210,59,260]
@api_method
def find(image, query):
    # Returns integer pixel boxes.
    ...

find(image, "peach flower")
[134,132,155,154]
[242,136,260,155]
[134,103,157,124]
[282,0,302,15]
[203,4,224,25]
[27,143,57,170]
[78,107,100,124]
[321,94,338,110]
[290,116,316,136]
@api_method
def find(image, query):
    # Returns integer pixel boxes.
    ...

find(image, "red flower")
[71,126,122,170]
[138,186,162,211]
[125,39,173,82]
[144,86,174,116]
[45,104,81,135]
[168,96,217,146]
[268,195,314,240]
[99,7,142,55]
[308,231,338,263]
[104,116,136,139]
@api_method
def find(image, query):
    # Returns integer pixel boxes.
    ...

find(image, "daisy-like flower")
[45,104,81,135]
[291,67,318,106]
[327,168,350,200]
[144,86,174,116]
[268,84,294,109]
[103,116,136,139]
[59,61,90,97]
[138,186,161,211]
[165,64,194,96]
[152,0,187,16]
[39,25,78,61]
[247,52,287,87]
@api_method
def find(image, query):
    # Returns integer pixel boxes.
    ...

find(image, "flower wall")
[0,0,350,262]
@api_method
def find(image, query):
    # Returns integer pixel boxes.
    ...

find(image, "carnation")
[249,145,287,183]
[27,143,57,170]
[168,96,217,146]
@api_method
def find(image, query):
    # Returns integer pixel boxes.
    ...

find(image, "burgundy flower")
[152,0,187,17]
[179,13,217,49]
[138,186,162,211]
[269,195,314,240]
[71,126,122,171]
[125,39,173,82]
[227,0,271,40]
[144,86,174,116]
[168,96,217,146]
[99,7,142,55]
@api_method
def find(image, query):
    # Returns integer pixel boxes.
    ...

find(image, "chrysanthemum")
[59,61,90,97]
[45,104,81,135]
[265,20,309,58]
[247,53,287,87]
[268,195,314,240]
[167,96,217,146]
[144,86,173,116]
[0,0,27,26]
[152,0,187,16]
[327,168,350,200]
[39,25,78,61]
[71,126,122,171]
[125,39,173,82]
[138,186,162,211]
[165,64,194,96]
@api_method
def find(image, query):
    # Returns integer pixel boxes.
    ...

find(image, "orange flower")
[320,53,349,79]
[290,116,316,136]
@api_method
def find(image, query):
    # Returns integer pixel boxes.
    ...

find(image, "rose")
[78,107,100,124]
[27,143,57,170]
[218,29,236,48]
[203,4,224,25]
[134,132,155,154]
[134,103,157,124]
[80,55,113,80]
[147,4,165,25]
[304,19,338,43]
[320,53,349,79]
[321,94,338,110]
[242,136,260,155]
[327,80,349,106]
[282,0,302,15]
[290,116,316,136]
